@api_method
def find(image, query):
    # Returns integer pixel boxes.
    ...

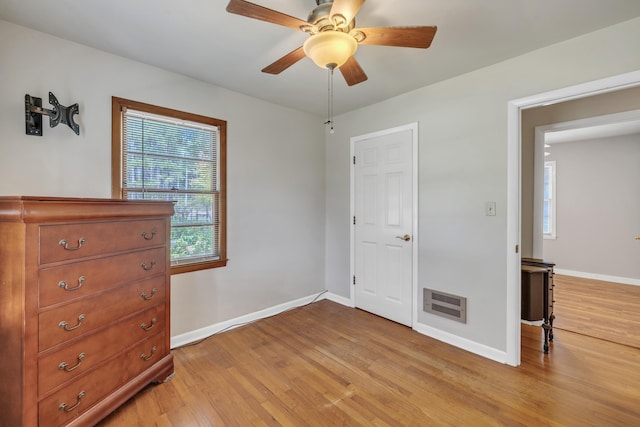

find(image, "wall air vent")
[423,288,467,323]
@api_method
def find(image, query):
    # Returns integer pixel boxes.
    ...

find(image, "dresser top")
[0,196,175,222]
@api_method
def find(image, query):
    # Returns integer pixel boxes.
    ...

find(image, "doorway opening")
[530,109,640,348]
[506,70,640,366]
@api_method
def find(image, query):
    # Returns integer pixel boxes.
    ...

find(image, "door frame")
[350,122,419,327]
[506,70,640,366]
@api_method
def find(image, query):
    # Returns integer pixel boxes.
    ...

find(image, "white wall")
[0,20,326,339]
[325,17,640,359]
[521,87,640,259]
[543,134,640,280]
[4,14,640,363]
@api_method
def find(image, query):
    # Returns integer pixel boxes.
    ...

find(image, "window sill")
[171,258,228,275]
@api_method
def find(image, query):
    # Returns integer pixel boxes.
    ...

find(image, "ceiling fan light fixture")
[303,30,358,69]
[330,13,348,28]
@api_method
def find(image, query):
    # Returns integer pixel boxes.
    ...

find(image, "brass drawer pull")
[140,317,157,331]
[58,352,86,372]
[58,391,86,412]
[140,288,158,301]
[140,346,157,361]
[140,260,157,271]
[141,230,157,240]
[59,314,86,331]
[58,276,85,291]
[58,238,86,251]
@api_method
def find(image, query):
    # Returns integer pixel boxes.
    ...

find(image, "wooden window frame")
[112,97,227,274]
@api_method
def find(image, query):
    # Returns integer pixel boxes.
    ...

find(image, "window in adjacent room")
[543,160,556,239]
[112,97,227,274]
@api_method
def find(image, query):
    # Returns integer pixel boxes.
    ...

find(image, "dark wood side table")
[521,258,556,353]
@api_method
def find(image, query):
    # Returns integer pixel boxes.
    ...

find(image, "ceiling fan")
[226,0,437,86]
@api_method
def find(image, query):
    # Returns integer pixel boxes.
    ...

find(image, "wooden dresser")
[0,196,175,426]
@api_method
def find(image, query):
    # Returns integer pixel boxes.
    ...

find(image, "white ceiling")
[546,120,640,144]
[2,0,640,116]
[545,110,640,144]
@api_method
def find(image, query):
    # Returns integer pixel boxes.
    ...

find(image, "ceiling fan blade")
[330,0,365,26]
[356,26,437,48]
[262,46,306,74]
[339,56,368,86]
[226,0,310,31]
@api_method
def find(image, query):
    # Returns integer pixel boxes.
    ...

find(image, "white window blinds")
[122,108,221,264]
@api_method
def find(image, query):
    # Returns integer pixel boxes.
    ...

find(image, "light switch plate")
[486,202,496,216]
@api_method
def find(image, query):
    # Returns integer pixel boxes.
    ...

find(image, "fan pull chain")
[326,64,335,134]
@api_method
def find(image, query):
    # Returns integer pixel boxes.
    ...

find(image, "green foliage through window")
[114,100,227,272]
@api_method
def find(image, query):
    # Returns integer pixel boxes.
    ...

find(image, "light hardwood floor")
[553,274,640,349]
[98,300,640,426]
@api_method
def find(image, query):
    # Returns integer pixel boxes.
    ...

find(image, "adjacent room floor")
[553,274,640,349]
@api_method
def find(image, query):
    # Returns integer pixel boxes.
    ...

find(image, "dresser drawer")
[39,218,167,264]
[38,304,166,395]
[39,275,166,351]
[39,247,166,308]
[38,333,166,427]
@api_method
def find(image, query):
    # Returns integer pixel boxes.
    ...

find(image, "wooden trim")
[111,97,124,199]
[217,116,227,272]
[110,97,227,275]
[171,258,228,275]
[111,97,226,128]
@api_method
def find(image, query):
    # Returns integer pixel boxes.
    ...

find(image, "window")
[112,97,227,274]
[543,160,556,239]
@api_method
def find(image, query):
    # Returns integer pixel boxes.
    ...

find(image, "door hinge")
[353,275,356,285]
[353,155,356,165]
[353,216,356,225]
[515,244,519,253]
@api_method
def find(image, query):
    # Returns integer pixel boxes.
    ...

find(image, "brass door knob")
[395,234,411,242]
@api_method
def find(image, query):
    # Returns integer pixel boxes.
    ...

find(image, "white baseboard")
[171,291,510,367]
[170,290,328,349]
[520,319,544,327]
[412,322,510,365]
[328,295,510,365]
[555,269,640,287]
[323,292,354,307]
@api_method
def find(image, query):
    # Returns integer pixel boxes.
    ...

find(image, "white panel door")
[353,127,414,326]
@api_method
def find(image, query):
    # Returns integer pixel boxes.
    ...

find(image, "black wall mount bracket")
[25,92,80,136]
